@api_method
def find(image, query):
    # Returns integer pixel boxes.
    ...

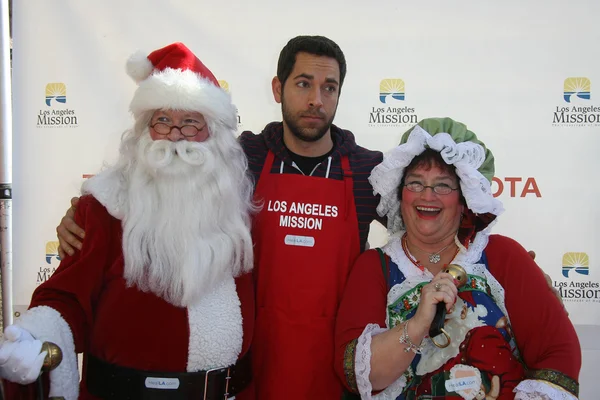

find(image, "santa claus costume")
[2,43,256,400]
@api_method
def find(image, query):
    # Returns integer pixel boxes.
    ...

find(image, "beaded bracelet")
[398,319,424,354]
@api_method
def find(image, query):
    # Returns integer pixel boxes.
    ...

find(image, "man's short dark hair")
[277,35,347,93]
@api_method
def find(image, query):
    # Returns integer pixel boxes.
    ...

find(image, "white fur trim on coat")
[129,68,237,131]
[81,166,127,220]
[15,306,78,400]
[187,276,243,371]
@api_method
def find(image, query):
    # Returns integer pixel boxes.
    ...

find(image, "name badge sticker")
[145,377,180,390]
[284,235,315,247]
[445,364,482,400]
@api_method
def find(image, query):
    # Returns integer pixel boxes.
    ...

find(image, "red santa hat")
[126,42,236,129]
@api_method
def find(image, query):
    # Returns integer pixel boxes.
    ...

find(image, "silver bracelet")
[398,319,423,354]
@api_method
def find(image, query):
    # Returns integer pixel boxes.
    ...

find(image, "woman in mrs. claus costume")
[335,118,580,400]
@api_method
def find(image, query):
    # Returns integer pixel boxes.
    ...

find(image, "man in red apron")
[238,36,383,399]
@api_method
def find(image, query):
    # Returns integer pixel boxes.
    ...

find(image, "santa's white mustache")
[138,135,213,172]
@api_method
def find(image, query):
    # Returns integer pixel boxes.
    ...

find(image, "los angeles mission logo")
[267,200,338,230]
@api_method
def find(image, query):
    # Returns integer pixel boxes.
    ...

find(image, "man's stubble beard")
[281,95,337,144]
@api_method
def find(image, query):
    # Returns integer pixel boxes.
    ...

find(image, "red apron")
[252,151,361,399]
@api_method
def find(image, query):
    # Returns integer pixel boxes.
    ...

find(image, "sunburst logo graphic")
[45,241,61,264]
[379,79,405,103]
[45,83,67,106]
[562,252,589,278]
[563,77,590,103]
[218,80,230,93]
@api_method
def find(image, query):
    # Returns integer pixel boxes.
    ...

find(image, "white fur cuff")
[15,306,79,400]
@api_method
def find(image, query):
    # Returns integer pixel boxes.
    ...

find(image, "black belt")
[85,352,252,400]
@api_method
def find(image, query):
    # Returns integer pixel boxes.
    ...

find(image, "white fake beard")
[121,132,254,307]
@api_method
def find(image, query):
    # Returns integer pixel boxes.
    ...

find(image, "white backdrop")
[11,1,600,398]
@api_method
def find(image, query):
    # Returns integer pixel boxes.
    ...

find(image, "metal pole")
[0,0,13,327]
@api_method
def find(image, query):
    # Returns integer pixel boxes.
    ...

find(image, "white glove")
[0,325,47,384]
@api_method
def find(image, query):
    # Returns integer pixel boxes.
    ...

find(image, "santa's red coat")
[4,196,255,399]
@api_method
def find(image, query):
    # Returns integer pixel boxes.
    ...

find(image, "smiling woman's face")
[400,162,463,245]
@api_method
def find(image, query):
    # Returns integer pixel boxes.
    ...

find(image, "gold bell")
[41,341,63,371]
[444,264,467,288]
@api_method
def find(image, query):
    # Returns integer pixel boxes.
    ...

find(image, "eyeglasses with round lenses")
[404,182,459,195]
[150,123,206,138]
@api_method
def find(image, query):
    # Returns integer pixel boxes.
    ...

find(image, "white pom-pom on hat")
[126,50,154,83]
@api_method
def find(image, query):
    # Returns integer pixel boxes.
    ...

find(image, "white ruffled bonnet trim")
[369,125,505,234]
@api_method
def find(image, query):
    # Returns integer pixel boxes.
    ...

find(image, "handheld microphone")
[428,264,467,348]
